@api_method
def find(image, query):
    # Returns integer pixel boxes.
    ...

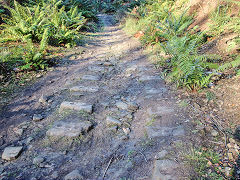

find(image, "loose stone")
[155,150,168,160]
[64,170,83,180]
[103,62,114,66]
[33,114,44,121]
[127,102,139,112]
[116,101,128,110]
[123,127,131,135]
[33,156,45,165]
[60,101,93,113]
[2,146,23,161]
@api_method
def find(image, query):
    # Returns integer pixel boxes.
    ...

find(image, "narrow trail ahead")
[0,15,190,180]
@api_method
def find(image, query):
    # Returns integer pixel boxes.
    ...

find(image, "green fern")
[40,27,49,51]
[218,55,240,71]
[161,34,213,90]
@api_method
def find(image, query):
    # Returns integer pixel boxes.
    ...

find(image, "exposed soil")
[0,15,192,180]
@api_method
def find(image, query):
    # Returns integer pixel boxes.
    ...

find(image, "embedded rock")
[46,120,93,138]
[70,86,99,93]
[81,75,101,81]
[59,102,93,113]
[106,116,122,126]
[2,146,23,161]
[64,170,83,180]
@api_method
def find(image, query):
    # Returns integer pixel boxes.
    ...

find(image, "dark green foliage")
[0,0,90,73]
[21,40,46,70]
[0,0,86,46]
[160,34,213,90]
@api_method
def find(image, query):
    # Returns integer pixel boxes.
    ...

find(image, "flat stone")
[126,66,138,73]
[103,62,114,66]
[60,101,93,113]
[51,171,59,179]
[70,86,99,93]
[139,75,161,81]
[81,75,101,81]
[155,150,168,160]
[116,101,128,110]
[148,106,174,116]
[70,92,84,97]
[152,160,178,180]
[127,102,139,112]
[146,126,173,138]
[88,66,105,72]
[25,137,33,144]
[2,146,23,161]
[33,114,44,121]
[106,116,122,126]
[33,156,45,165]
[115,101,138,112]
[172,126,185,136]
[46,120,93,138]
[64,170,83,180]
[145,87,167,94]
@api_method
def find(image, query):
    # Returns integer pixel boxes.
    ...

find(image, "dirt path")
[0,15,190,180]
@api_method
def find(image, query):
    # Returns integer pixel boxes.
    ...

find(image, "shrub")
[160,34,215,90]
[0,0,86,47]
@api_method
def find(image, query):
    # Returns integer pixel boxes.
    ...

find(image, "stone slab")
[145,87,167,95]
[106,116,122,126]
[47,121,93,138]
[172,126,185,136]
[81,75,101,81]
[139,75,161,81]
[64,169,83,180]
[70,86,99,93]
[88,66,105,72]
[116,101,128,110]
[146,126,185,138]
[148,106,174,116]
[2,146,23,161]
[60,102,93,113]
[146,126,174,138]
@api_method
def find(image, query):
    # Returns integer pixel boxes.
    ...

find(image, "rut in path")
[0,14,190,180]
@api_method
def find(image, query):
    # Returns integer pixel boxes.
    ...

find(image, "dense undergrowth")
[124,0,240,91]
[0,0,101,78]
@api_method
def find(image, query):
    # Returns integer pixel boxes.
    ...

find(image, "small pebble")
[33,114,44,122]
